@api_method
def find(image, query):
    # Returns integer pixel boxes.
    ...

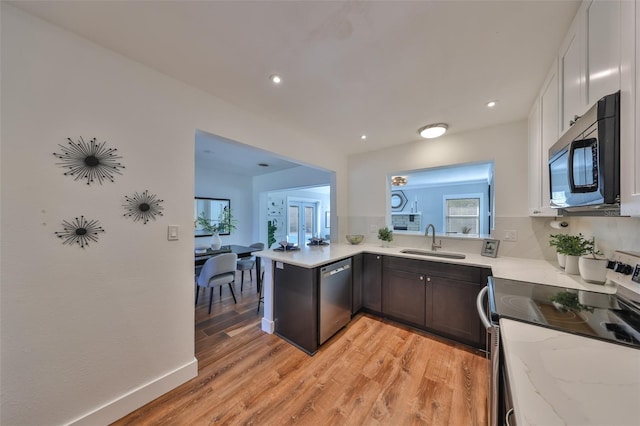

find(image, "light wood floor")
[113,273,488,425]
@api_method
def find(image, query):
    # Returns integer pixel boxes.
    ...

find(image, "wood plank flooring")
[113,273,488,426]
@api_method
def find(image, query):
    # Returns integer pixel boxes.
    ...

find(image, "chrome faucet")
[425,224,442,251]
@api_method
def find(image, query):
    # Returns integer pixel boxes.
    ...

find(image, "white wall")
[194,159,253,247]
[347,121,529,244]
[0,5,347,425]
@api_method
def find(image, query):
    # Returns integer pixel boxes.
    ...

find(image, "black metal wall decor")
[53,137,125,185]
[54,216,105,248]
[122,190,164,224]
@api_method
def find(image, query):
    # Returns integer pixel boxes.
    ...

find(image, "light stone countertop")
[255,242,617,293]
[500,319,640,426]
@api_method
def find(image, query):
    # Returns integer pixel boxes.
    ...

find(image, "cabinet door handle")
[532,209,540,214]
[419,275,424,280]
[426,276,431,282]
[376,256,380,260]
[569,114,582,127]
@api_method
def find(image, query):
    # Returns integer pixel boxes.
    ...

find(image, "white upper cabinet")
[559,0,621,135]
[559,9,585,134]
[586,0,621,105]
[528,61,559,217]
[620,0,639,215]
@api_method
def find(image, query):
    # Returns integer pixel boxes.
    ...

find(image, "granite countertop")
[500,319,640,426]
[255,242,617,293]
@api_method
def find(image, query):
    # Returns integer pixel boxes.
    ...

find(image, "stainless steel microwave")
[548,91,620,211]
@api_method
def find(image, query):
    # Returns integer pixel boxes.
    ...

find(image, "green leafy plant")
[563,233,593,256]
[550,233,592,256]
[378,226,393,242]
[267,220,278,248]
[196,208,237,234]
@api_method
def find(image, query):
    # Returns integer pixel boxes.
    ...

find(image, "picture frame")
[481,239,500,258]
[325,211,330,228]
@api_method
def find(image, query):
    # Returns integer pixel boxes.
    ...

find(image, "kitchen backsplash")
[347,215,640,261]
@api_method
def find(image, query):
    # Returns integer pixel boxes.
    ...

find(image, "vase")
[564,255,580,275]
[380,240,390,248]
[557,252,566,268]
[210,233,222,250]
[578,256,608,284]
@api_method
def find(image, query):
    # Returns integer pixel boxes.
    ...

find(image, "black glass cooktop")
[488,277,640,349]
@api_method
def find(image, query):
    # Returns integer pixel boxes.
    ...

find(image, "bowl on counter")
[345,234,364,245]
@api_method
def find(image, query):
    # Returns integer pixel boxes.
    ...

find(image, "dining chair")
[196,253,238,314]
[236,242,264,291]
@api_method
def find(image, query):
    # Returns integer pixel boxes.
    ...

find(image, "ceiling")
[11,0,581,170]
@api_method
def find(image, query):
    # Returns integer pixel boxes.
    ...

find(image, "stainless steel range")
[477,251,640,426]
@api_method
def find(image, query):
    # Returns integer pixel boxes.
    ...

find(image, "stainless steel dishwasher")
[319,258,352,344]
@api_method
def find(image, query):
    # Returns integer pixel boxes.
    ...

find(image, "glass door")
[288,201,317,246]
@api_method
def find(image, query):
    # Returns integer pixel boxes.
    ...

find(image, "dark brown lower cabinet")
[381,255,488,351]
[382,268,426,327]
[425,276,484,348]
[362,253,382,313]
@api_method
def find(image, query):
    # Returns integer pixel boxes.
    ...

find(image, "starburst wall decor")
[53,137,125,185]
[54,216,105,248]
[123,190,164,224]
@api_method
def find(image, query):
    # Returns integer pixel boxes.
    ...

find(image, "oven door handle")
[477,286,492,330]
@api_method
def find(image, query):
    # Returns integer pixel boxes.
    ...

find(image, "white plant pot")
[579,256,608,284]
[564,255,580,275]
[210,233,222,250]
[557,252,566,269]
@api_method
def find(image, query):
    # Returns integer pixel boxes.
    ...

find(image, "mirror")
[194,197,231,236]
[389,162,494,237]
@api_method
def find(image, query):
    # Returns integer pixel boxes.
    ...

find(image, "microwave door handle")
[568,140,577,192]
[477,286,492,331]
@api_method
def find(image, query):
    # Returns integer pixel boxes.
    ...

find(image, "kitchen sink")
[399,249,466,259]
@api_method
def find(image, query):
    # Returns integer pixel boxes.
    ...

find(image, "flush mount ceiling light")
[418,123,448,139]
[269,74,282,84]
[391,176,408,186]
[360,135,367,140]
[486,100,498,108]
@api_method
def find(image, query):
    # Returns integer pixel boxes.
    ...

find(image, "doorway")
[287,201,318,246]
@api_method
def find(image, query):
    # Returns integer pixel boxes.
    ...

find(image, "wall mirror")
[388,161,494,237]
[194,197,231,236]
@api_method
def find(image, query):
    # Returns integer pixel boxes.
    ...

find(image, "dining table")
[194,244,263,291]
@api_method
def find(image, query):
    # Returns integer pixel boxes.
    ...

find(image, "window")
[445,197,480,235]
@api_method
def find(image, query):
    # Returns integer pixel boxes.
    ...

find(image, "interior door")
[288,201,317,246]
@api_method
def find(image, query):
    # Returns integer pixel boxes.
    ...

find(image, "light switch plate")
[504,230,517,241]
[167,225,179,241]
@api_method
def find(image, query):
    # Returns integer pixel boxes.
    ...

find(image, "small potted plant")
[578,237,608,284]
[197,207,237,249]
[562,233,592,275]
[549,233,570,268]
[377,226,393,247]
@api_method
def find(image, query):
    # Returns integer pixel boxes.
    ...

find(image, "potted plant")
[549,233,570,268]
[377,226,393,247]
[578,238,608,284]
[197,207,237,249]
[562,233,592,275]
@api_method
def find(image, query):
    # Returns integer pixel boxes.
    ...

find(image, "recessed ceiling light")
[258,163,269,167]
[486,100,498,108]
[270,74,282,84]
[360,135,367,140]
[418,123,448,139]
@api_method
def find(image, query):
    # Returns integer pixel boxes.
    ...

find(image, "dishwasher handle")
[322,263,351,278]
[477,286,492,331]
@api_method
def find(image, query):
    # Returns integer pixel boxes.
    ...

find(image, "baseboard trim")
[67,357,198,426]
[261,317,275,334]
